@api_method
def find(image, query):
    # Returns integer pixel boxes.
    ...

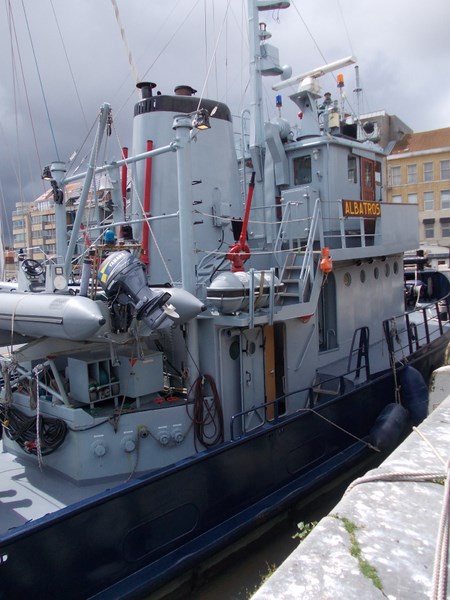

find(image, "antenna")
[272,55,357,91]
[353,65,362,139]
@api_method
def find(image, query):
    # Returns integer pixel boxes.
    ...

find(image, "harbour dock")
[252,366,450,600]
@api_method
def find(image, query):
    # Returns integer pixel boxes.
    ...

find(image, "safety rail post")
[298,198,322,300]
[337,200,347,249]
[435,301,444,335]
[405,313,414,354]
[249,268,255,328]
[383,319,396,368]
[274,201,292,255]
[421,307,430,343]
[268,267,275,325]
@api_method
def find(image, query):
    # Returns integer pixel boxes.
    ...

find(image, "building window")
[391,195,402,203]
[441,160,450,180]
[423,191,434,211]
[441,189,450,209]
[407,164,417,184]
[347,156,357,183]
[423,222,434,240]
[441,219,450,238]
[390,166,401,186]
[293,155,312,185]
[423,162,433,182]
[407,193,417,204]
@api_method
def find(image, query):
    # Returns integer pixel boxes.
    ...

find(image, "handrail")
[298,197,322,301]
[383,293,450,361]
[230,361,367,441]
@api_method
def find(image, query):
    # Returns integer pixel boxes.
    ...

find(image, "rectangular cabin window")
[293,155,312,186]
[361,158,375,201]
[348,156,357,183]
[375,161,382,199]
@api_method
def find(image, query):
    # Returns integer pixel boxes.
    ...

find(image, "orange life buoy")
[319,247,333,273]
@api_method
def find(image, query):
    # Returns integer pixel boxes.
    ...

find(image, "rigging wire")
[5,1,45,200]
[288,0,359,118]
[49,0,89,133]
[111,0,202,121]
[196,0,232,112]
[110,0,140,85]
[336,0,354,56]
[20,0,60,160]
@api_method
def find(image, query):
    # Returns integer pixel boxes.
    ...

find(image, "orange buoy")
[319,247,333,273]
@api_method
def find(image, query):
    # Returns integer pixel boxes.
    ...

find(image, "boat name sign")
[342,199,381,218]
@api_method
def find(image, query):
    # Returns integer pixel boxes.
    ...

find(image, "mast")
[354,65,362,140]
[247,0,265,183]
[247,1,290,184]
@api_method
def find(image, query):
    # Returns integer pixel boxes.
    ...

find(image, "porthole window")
[229,340,240,360]
[344,272,352,286]
[393,261,399,275]
[385,263,390,277]
[374,267,379,279]
[360,270,366,283]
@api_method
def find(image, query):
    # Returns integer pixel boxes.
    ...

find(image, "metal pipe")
[63,142,178,185]
[64,103,112,275]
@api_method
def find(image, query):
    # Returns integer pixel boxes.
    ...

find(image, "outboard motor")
[97,251,177,330]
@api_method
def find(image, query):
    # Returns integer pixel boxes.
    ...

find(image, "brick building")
[387,128,450,245]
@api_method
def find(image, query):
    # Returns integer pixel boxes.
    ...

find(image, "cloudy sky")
[1,0,449,243]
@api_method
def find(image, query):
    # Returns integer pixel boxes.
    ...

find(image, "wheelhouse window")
[347,155,357,183]
[364,161,373,187]
[423,191,434,210]
[423,162,433,182]
[293,155,312,186]
[389,166,401,186]
[375,161,382,198]
[407,164,417,184]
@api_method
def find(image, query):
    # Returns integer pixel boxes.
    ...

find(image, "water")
[151,478,352,600]
[151,456,384,600]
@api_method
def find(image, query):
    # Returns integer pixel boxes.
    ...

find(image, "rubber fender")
[368,403,409,452]
[400,364,429,426]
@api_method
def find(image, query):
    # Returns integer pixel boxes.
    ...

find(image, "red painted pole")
[141,140,153,266]
[121,147,128,216]
[120,147,128,239]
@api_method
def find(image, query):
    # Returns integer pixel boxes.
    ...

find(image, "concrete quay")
[252,367,450,600]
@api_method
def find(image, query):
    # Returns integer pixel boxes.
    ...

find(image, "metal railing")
[383,294,450,362]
